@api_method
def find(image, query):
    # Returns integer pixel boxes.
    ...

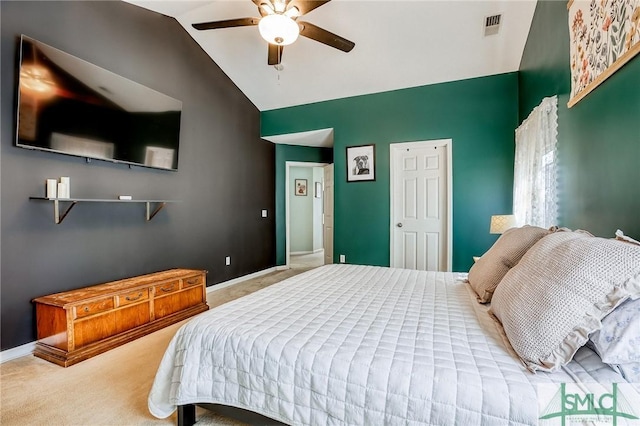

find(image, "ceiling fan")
[192,0,355,66]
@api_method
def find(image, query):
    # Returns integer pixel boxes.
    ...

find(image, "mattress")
[148,264,628,425]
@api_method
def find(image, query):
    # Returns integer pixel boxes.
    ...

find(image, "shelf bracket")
[54,200,78,224]
[146,202,167,221]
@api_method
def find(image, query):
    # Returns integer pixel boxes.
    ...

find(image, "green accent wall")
[264,72,519,272]
[274,144,332,265]
[519,0,640,238]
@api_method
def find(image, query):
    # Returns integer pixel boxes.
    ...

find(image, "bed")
[148,252,639,425]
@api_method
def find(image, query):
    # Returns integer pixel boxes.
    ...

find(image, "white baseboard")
[291,249,323,256]
[0,266,280,363]
[0,341,36,364]
[206,266,277,293]
[275,265,290,271]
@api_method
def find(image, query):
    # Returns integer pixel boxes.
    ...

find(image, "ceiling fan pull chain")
[276,56,283,83]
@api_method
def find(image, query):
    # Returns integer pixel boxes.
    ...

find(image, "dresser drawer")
[75,298,114,319]
[118,288,149,307]
[183,274,204,288]
[155,286,203,319]
[154,280,180,296]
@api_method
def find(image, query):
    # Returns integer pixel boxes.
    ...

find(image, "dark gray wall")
[1,1,276,350]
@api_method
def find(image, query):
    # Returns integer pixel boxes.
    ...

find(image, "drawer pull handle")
[160,285,175,293]
[186,279,198,285]
[125,293,143,302]
[83,307,89,313]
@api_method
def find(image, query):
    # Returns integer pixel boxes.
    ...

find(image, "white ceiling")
[262,128,334,147]
[124,0,537,112]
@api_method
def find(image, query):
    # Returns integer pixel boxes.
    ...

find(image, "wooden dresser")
[33,269,208,367]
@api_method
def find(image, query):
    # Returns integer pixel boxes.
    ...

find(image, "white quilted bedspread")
[148,264,626,425]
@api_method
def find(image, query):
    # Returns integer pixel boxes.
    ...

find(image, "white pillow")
[589,297,640,364]
[490,230,640,372]
[616,229,640,246]
[617,363,640,384]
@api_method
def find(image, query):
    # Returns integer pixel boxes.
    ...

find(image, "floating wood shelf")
[29,197,179,224]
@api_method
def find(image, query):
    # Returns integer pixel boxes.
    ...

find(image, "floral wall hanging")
[568,0,640,107]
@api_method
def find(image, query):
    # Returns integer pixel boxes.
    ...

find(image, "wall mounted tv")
[15,35,182,171]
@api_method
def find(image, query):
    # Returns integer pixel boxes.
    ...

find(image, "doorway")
[285,161,332,269]
[390,139,452,271]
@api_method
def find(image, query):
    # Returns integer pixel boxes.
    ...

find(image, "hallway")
[290,250,324,270]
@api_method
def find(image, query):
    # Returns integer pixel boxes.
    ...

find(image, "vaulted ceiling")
[124,1,537,111]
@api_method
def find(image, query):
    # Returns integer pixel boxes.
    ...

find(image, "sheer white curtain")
[513,95,558,228]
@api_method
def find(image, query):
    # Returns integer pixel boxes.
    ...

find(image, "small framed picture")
[346,144,375,182]
[314,182,322,198]
[294,179,307,196]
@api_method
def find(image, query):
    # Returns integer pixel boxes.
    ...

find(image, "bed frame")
[176,403,287,425]
[177,404,195,426]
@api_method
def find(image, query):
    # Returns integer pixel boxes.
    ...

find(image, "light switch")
[261,209,268,218]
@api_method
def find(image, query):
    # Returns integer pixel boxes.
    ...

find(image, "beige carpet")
[0,256,322,426]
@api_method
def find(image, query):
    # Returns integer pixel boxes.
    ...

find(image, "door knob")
[396,223,403,228]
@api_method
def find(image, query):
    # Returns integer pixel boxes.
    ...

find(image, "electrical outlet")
[339,254,346,263]
[225,256,231,266]
[261,209,268,218]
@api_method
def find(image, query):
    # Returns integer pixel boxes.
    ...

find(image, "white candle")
[57,182,68,199]
[46,179,57,198]
[60,177,70,198]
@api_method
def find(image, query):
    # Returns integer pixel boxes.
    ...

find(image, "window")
[513,96,558,228]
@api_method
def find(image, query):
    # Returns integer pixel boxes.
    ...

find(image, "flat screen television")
[15,35,182,171]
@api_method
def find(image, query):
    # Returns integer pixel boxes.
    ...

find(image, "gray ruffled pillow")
[489,229,640,372]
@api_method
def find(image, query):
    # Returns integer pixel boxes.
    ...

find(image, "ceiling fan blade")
[252,0,273,17]
[298,21,355,52]
[192,17,260,31]
[254,0,294,15]
[268,43,284,65]
[288,1,331,16]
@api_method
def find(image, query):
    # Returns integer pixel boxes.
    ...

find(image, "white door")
[391,140,451,271]
[323,164,334,265]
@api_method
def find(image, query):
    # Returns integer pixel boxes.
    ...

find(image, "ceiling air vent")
[484,14,502,36]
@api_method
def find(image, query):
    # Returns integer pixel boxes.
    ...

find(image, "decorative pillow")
[489,230,640,373]
[588,297,640,364]
[468,225,550,303]
[593,359,640,385]
[617,363,640,384]
[616,229,640,246]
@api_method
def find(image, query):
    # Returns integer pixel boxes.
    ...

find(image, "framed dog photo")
[346,144,375,182]
[294,179,307,196]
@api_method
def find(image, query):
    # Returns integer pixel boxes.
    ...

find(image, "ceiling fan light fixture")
[258,14,299,46]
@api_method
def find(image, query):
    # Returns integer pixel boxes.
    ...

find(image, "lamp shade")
[490,215,517,234]
[258,14,300,46]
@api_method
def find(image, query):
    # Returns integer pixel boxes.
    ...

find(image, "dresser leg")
[177,404,196,426]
